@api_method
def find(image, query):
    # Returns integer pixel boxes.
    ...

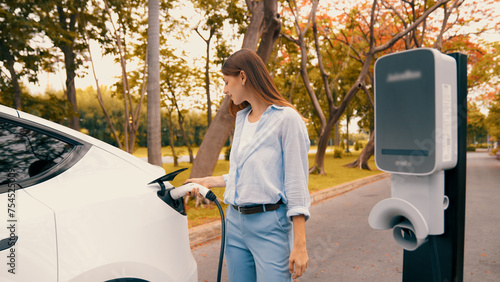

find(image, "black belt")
[232,199,284,215]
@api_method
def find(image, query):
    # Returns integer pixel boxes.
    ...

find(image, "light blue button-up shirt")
[223,105,311,220]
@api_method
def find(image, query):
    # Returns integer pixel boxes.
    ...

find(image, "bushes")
[354,140,364,151]
[333,147,343,158]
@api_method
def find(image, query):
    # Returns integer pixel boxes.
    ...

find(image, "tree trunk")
[189,0,281,178]
[128,125,136,154]
[309,111,338,175]
[56,5,80,131]
[345,115,350,153]
[61,44,80,130]
[175,102,194,163]
[256,0,281,61]
[344,131,374,170]
[84,28,124,149]
[190,96,234,178]
[308,60,370,175]
[334,121,340,146]
[205,37,212,127]
[4,52,22,110]
[241,0,265,51]
[147,0,162,166]
[167,108,178,167]
[309,85,366,174]
[195,27,215,128]
[166,77,194,163]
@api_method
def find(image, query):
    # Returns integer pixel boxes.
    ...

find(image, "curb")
[188,172,390,248]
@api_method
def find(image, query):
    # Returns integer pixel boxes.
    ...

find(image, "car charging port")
[157,182,186,215]
[148,168,188,215]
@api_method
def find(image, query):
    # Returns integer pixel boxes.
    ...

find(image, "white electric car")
[0,104,197,281]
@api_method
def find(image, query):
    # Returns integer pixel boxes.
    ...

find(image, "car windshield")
[0,118,75,186]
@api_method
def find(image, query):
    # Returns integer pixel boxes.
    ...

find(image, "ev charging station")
[368,48,467,281]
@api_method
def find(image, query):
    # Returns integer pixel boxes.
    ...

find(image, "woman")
[186,48,310,281]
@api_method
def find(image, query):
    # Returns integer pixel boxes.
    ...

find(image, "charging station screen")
[375,49,436,174]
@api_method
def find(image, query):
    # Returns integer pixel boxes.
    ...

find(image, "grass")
[307,150,382,193]
[134,146,382,228]
[133,146,202,159]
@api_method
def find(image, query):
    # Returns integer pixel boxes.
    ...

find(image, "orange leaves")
[279,49,291,64]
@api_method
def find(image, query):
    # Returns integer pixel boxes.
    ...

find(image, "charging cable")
[170,183,225,282]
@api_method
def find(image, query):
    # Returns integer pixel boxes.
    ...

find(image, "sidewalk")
[188,172,390,248]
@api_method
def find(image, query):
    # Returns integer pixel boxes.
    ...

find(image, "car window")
[0,118,76,188]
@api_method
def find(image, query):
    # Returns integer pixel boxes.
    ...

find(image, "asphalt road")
[192,152,499,281]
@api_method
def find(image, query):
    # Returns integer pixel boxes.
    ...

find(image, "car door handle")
[0,236,18,251]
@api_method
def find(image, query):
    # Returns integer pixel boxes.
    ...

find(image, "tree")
[279,0,451,174]
[189,0,282,178]
[161,49,199,163]
[83,0,149,154]
[36,0,109,130]
[343,79,375,170]
[467,102,488,145]
[485,97,500,141]
[0,0,47,110]
[278,0,500,173]
[192,0,243,127]
[346,0,500,169]
[147,0,162,166]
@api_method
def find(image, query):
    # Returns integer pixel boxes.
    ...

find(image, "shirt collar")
[270,104,285,110]
[237,104,285,117]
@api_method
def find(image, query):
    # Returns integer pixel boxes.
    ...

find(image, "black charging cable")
[203,190,225,282]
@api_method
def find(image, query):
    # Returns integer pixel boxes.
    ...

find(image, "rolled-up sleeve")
[281,109,311,221]
[222,174,229,185]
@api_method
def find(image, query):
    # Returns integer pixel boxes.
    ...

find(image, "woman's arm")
[289,214,309,279]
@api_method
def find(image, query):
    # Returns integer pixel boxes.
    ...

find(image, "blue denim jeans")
[225,204,293,282]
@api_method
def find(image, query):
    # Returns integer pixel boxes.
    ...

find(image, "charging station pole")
[402,53,467,282]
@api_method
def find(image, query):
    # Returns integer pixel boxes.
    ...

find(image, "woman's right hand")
[184,175,226,188]
[184,176,226,197]
[183,178,208,197]
[184,177,209,187]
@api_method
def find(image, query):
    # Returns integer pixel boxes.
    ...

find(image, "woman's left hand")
[289,215,308,279]
[289,244,309,279]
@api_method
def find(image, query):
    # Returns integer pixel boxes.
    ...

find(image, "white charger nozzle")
[169,183,210,200]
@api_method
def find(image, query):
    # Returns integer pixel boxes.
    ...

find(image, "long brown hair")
[222,48,305,119]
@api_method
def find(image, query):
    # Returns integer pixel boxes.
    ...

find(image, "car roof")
[0,104,165,175]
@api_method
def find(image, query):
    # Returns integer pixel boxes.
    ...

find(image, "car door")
[0,114,89,281]
[0,189,58,281]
